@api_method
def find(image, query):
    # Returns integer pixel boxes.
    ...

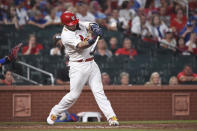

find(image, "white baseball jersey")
[61,21,93,61]
[48,21,117,123]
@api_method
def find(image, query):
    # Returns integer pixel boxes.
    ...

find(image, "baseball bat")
[90,36,100,55]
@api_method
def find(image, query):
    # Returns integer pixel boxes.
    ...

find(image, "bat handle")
[89,36,100,55]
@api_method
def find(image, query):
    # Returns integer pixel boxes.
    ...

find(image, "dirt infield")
[0,122,197,130]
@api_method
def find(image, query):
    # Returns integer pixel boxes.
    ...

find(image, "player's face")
[66,24,77,31]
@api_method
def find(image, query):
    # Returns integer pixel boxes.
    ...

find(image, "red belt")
[76,57,94,62]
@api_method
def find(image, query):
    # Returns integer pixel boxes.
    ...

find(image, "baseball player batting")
[47,11,119,126]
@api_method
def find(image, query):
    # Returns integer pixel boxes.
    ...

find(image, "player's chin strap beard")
[66,24,81,31]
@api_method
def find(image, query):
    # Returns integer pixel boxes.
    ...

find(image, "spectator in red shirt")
[170,9,187,34]
[22,34,43,55]
[0,70,15,85]
[115,38,137,59]
[189,0,197,11]
[177,37,190,55]
[177,65,197,83]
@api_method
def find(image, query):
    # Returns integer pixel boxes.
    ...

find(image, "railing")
[16,61,55,85]
[12,72,39,85]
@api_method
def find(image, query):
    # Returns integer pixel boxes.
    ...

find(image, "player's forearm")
[77,36,97,49]
[77,41,92,49]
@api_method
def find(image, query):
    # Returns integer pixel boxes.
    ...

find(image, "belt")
[75,57,94,62]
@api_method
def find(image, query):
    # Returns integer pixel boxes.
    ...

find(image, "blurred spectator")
[169,76,179,85]
[108,36,118,54]
[95,39,112,58]
[145,72,161,86]
[44,8,61,26]
[144,0,158,16]
[177,37,190,55]
[115,38,137,59]
[177,65,197,83]
[118,1,135,31]
[3,6,19,29]
[107,9,119,31]
[169,1,185,21]
[22,34,43,55]
[101,72,111,85]
[170,9,187,34]
[66,5,77,14]
[28,10,47,28]
[0,70,15,85]
[16,0,29,26]
[189,8,197,25]
[120,72,130,85]
[50,33,63,56]
[76,2,95,22]
[136,0,146,8]
[56,67,70,85]
[187,33,197,55]
[160,28,177,51]
[131,13,152,38]
[188,0,197,11]
[149,14,168,41]
[89,1,107,25]
[159,6,170,26]
[180,21,197,42]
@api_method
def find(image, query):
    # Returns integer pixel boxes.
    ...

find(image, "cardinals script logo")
[71,16,75,20]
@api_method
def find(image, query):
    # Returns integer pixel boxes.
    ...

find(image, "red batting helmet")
[60,11,79,26]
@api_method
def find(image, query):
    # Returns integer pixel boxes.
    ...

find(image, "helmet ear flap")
[60,12,79,26]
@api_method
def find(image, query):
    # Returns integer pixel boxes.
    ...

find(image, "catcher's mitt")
[8,43,23,61]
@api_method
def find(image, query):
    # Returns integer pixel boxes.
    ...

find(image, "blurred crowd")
[1,0,197,55]
[1,0,197,86]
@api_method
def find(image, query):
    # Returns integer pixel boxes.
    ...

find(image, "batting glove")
[90,23,103,37]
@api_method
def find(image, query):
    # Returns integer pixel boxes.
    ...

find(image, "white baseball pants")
[49,60,116,120]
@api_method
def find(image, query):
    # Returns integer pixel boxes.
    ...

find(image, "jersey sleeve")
[61,32,81,48]
[79,21,95,30]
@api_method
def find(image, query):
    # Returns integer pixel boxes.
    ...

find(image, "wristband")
[87,39,96,45]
